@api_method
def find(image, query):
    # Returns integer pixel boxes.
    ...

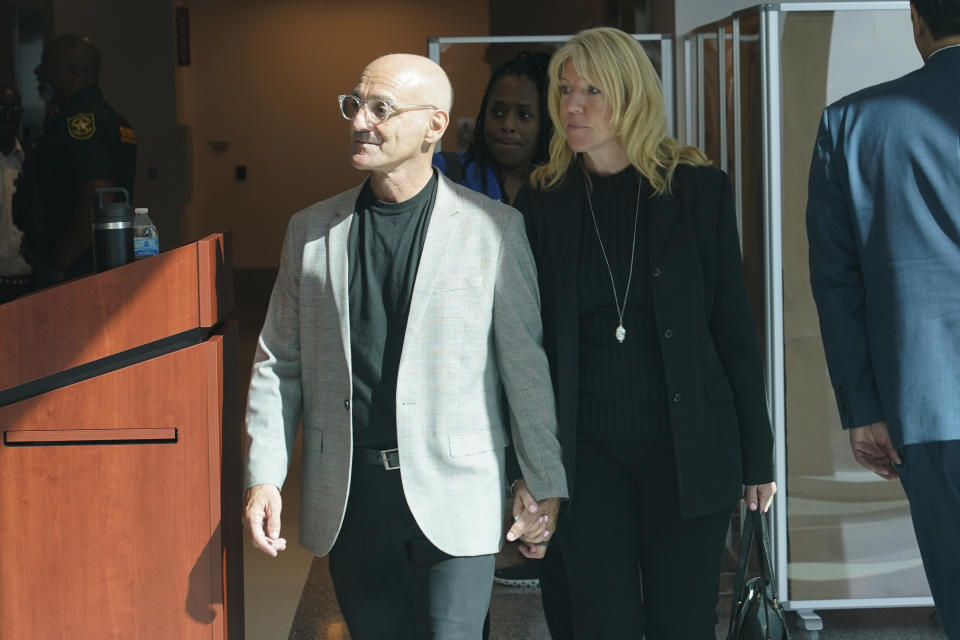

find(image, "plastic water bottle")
[132,207,159,259]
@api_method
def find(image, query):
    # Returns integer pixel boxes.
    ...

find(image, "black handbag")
[726,509,790,640]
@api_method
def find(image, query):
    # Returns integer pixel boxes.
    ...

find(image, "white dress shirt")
[0,139,30,276]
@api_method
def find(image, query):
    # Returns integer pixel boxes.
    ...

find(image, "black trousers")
[540,542,574,640]
[558,438,731,640]
[328,460,494,640]
[898,440,960,640]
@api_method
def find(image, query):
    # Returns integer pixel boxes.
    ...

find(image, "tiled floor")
[247,491,947,639]
[235,269,946,640]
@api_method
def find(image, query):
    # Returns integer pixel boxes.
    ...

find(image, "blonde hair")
[531,27,708,195]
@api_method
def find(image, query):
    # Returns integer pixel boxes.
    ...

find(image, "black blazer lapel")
[548,184,583,300]
[648,190,680,266]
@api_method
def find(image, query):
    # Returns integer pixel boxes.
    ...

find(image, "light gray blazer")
[244,172,568,558]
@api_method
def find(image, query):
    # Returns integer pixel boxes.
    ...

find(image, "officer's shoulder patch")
[118,125,137,145]
[67,113,96,140]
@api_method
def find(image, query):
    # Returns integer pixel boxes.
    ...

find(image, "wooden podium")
[0,234,244,639]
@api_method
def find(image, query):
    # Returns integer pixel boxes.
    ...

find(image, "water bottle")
[92,187,134,272]
[132,207,159,259]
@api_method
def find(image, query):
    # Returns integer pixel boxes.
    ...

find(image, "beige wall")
[177,0,490,269]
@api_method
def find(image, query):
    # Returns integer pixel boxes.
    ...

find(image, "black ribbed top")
[577,168,668,442]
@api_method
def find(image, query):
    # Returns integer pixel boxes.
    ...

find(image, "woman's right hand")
[743,482,777,513]
[506,479,558,558]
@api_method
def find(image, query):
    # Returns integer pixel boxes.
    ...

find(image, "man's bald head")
[47,34,101,80]
[363,54,453,113]
[348,54,452,202]
[35,33,101,104]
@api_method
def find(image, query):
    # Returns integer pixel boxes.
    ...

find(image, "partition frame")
[759,3,789,606]
[697,33,708,149]
[683,35,695,145]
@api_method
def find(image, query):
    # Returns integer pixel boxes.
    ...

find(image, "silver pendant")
[616,324,626,343]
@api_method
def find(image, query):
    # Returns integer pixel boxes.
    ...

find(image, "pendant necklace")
[584,175,641,344]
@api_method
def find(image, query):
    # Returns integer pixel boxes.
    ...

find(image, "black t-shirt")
[349,174,438,449]
[577,168,668,441]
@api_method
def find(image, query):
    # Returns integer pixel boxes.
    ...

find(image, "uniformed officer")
[18,33,136,286]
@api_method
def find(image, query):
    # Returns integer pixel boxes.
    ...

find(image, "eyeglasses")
[0,105,23,116]
[338,94,436,124]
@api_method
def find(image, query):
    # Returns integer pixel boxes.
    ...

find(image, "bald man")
[19,34,136,285]
[242,54,567,638]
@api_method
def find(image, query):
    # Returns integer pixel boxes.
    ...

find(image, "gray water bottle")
[132,207,159,259]
[92,187,134,272]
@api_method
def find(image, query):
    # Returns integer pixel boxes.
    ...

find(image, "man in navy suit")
[807,2,960,636]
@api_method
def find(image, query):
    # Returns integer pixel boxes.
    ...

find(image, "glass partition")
[776,5,927,605]
[700,32,721,168]
[736,12,766,351]
[685,1,932,621]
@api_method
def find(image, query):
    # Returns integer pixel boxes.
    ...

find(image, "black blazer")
[516,164,774,518]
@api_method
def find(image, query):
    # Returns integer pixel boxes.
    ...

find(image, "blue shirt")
[432,151,503,202]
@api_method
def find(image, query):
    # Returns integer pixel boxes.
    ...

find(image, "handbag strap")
[727,510,780,637]
[754,509,778,597]
[730,509,756,604]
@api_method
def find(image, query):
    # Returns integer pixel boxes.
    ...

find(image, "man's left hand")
[849,421,902,479]
[505,479,559,559]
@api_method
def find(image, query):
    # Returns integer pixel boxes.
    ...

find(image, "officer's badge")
[67,113,96,140]
[118,125,137,145]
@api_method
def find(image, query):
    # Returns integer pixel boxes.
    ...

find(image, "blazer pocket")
[433,275,483,292]
[303,424,323,452]
[705,375,734,407]
[448,426,508,457]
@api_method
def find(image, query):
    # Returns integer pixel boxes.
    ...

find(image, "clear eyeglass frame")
[337,94,437,124]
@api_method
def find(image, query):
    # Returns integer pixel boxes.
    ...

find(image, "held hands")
[505,479,559,560]
[243,483,288,557]
[849,421,902,480]
[743,481,777,513]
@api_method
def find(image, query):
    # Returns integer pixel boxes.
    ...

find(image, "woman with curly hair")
[434,50,552,204]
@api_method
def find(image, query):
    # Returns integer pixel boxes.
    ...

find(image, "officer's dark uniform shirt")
[21,85,136,275]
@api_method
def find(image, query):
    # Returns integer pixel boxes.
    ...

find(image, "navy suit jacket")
[807,45,960,447]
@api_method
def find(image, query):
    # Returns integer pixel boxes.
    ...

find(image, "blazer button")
[672,392,682,403]
[652,267,662,278]
[664,328,674,339]
[344,399,350,410]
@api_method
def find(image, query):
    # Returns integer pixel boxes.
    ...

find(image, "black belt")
[0,274,31,286]
[354,447,400,470]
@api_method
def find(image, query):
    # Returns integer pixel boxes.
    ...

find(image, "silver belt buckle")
[379,447,400,470]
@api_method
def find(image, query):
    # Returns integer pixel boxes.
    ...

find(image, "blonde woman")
[513,27,776,638]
